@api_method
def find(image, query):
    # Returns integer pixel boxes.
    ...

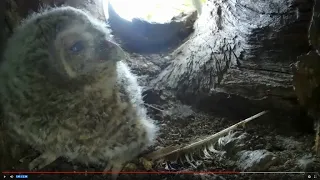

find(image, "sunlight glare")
[109,0,195,23]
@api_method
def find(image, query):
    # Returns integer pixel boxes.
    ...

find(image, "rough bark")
[152,0,313,116]
[309,0,320,55]
[292,0,320,155]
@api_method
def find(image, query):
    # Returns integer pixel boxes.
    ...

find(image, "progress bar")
[2,171,319,174]
[2,171,318,180]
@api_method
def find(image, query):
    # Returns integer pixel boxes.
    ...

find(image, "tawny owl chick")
[0,6,158,178]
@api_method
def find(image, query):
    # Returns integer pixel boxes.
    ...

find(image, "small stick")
[145,110,268,161]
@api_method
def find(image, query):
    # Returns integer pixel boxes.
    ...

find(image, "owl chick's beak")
[99,40,127,62]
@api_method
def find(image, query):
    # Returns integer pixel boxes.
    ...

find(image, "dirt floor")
[2,96,320,180]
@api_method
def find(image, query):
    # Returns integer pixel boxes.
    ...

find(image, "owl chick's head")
[8,6,126,86]
[51,8,127,80]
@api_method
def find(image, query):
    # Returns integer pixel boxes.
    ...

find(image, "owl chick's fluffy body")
[0,6,157,173]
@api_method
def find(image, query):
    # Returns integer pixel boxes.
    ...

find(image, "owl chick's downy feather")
[0,6,158,177]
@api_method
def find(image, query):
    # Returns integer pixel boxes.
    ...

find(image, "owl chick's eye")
[70,41,85,53]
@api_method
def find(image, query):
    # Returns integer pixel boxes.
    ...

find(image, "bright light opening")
[104,0,203,23]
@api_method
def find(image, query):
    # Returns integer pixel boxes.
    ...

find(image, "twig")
[144,103,166,113]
